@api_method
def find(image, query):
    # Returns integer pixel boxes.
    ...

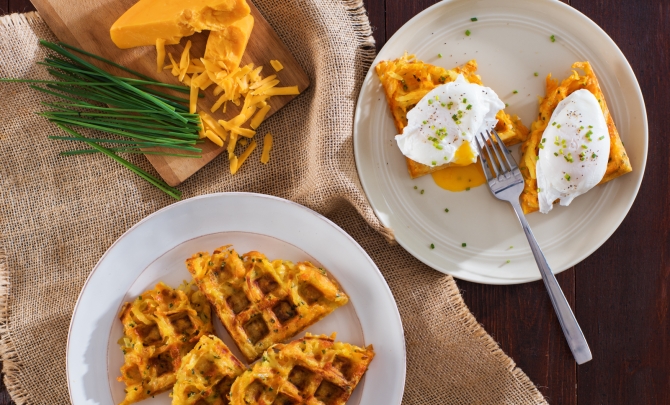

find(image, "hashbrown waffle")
[171,335,246,405]
[117,282,214,405]
[375,53,529,178]
[229,333,374,405]
[518,61,632,213]
[186,246,349,362]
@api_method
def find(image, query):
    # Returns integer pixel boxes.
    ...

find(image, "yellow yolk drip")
[451,141,477,166]
[431,161,486,192]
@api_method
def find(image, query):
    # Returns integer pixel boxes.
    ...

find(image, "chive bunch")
[1,40,205,199]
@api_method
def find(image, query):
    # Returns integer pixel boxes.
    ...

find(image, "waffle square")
[375,52,529,178]
[186,246,349,362]
[229,333,374,405]
[518,61,632,213]
[172,335,246,405]
[117,282,214,405]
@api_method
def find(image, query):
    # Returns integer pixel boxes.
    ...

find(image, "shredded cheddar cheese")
[159,41,302,165]
[168,53,179,76]
[227,132,238,159]
[270,60,284,72]
[199,112,227,141]
[229,155,239,174]
[235,140,257,172]
[262,86,300,96]
[190,73,199,114]
[250,104,271,129]
[205,129,223,147]
[261,133,273,164]
[156,38,166,74]
[179,40,192,82]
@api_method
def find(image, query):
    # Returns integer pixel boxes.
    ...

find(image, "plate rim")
[353,0,648,285]
[66,192,407,404]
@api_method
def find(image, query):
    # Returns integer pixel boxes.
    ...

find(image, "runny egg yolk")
[451,141,477,166]
[431,160,486,192]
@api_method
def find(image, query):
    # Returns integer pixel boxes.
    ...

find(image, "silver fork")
[474,129,592,365]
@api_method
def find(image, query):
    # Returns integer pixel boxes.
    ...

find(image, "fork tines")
[475,129,520,180]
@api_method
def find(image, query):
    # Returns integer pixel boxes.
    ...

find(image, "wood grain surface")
[27,0,309,186]
[1,0,669,404]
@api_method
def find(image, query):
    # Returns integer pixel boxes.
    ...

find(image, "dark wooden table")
[1,0,668,403]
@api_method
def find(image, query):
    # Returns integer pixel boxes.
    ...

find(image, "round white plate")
[67,193,405,405]
[354,0,647,284]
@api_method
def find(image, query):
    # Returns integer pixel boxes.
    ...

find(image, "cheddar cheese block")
[204,14,255,73]
[111,0,251,49]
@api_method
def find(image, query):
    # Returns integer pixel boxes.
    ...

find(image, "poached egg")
[536,89,610,213]
[395,74,504,167]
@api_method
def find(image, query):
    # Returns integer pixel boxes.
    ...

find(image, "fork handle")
[510,201,593,365]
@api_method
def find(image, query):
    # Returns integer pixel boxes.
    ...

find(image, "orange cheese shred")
[270,60,283,72]
[205,129,223,147]
[261,86,300,96]
[234,140,257,173]
[168,53,179,76]
[260,133,273,164]
[189,73,199,114]
[179,40,192,82]
[155,38,166,74]
[250,104,271,129]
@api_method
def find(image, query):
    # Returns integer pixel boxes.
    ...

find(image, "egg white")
[536,89,610,213]
[395,74,504,167]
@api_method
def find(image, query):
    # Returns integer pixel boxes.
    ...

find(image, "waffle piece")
[519,61,632,213]
[186,246,349,362]
[229,333,374,405]
[117,282,214,405]
[172,335,246,405]
[375,52,529,178]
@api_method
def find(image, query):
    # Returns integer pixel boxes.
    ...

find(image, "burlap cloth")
[0,2,548,404]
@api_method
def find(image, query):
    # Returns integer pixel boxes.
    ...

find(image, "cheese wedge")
[111,0,251,49]
[204,14,254,73]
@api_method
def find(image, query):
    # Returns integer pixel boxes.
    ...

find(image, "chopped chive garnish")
[0,40,209,199]
[471,17,478,21]
[550,35,556,42]
[534,72,539,77]
[465,30,471,36]
[444,208,449,213]
[430,243,435,249]
[462,243,467,247]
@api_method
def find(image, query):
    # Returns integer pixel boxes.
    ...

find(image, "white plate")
[354,0,647,284]
[67,193,406,405]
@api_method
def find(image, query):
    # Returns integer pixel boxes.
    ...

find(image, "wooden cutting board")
[30,0,310,186]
